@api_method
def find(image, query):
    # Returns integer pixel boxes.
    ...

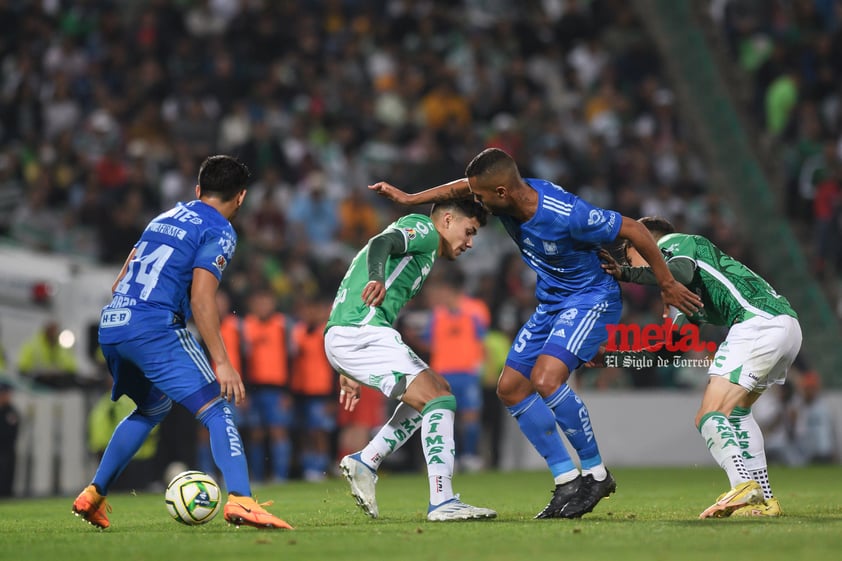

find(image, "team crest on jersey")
[558,308,578,325]
[404,228,417,240]
[542,240,558,255]
[214,255,227,271]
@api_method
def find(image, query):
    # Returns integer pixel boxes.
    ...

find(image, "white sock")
[422,403,456,506]
[582,465,607,481]
[554,468,581,485]
[730,406,773,499]
[699,412,752,488]
[359,402,422,470]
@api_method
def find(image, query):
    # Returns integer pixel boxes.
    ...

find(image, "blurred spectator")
[17,320,79,389]
[793,371,837,464]
[290,297,336,482]
[0,380,19,497]
[753,380,799,466]
[336,385,386,466]
[338,187,381,249]
[480,322,512,469]
[425,267,489,472]
[0,0,790,394]
[240,288,294,483]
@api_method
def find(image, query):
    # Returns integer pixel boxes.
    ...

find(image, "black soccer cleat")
[534,476,581,519]
[559,470,616,519]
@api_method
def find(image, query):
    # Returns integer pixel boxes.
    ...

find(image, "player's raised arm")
[369,178,472,206]
[361,229,406,306]
[618,217,702,317]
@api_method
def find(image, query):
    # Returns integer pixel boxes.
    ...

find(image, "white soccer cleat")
[339,454,379,518]
[427,495,497,522]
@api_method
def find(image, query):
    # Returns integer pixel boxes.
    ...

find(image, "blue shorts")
[294,396,337,432]
[441,373,482,412]
[101,327,220,415]
[242,387,292,429]
[506,292,622,377]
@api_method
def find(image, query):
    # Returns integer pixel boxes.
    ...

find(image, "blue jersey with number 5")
[99,200,236,343]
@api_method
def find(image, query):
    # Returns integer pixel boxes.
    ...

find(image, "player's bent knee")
[137,396,173,424]
[195,397,234,428]
[497,368,532,404]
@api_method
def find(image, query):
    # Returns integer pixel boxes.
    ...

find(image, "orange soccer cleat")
[223,495,293,529]
[72,485,112,529]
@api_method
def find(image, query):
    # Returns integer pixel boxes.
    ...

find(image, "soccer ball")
[165,470,222,525]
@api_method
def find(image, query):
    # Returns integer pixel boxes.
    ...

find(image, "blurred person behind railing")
[793,370,837,465]
[17,320,79,389]
[0,379,19,497]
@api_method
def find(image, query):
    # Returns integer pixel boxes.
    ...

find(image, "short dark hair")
[198,155,251,201]
[464,147,516,179]
[621,216,676,263]
[431,197,489,227]
[638,216,675,238]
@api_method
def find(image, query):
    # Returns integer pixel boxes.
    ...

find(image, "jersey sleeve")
[194,226,237,282]
[389,215,439,255]
[568,198,622,244]
[657,234,698,268]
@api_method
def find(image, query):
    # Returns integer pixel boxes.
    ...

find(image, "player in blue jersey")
[371,148,702,518]
[72,155,292,530]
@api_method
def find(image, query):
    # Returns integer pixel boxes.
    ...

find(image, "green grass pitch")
[1,466,840,561]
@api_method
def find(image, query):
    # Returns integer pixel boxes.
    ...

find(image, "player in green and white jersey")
[600,217,802,519]
[326,197,497,522]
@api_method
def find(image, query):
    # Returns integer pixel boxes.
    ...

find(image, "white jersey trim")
[696,261,774,320]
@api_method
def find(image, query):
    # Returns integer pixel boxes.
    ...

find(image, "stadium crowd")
[0,0,834,488]
[712,0,842,315]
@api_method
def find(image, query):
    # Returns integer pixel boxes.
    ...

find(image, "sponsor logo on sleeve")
[214,255,228,271]
[587,209,605,226]
[405,228,417,240]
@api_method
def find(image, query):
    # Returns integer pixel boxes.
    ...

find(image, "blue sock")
[544,384,602,469]
[507,393,576,478]
[92,411,158,494]
[197,400,251,496]
[196,441,215,476]
[270,439,292,481]
[462,418,481,457]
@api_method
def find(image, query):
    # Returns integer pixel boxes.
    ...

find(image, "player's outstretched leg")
[73,394,171,529]
[339,402,424,518]
[340,453,379,518]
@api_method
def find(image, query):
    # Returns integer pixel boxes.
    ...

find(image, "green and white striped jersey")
[327,214,439,330]
[658,233,797,326]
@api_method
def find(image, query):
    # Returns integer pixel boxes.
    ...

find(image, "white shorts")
[708,314,802,392]
[324,325,428,399]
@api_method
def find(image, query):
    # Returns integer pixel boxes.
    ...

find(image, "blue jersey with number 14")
[497,178,622,306]
[99,200,237,343]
